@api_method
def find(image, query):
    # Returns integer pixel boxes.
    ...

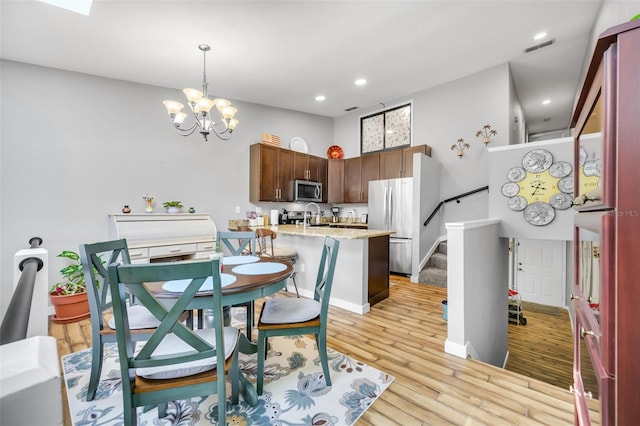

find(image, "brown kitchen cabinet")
[317,157,328,202]
[249,143,294,202]
[570,19,640,426]
[403,144,431,177]
[379,144,432,179]
[368,235,389,306]
[379,148,403,179]
[327,159,345,204]
[293,152,327,201]
[344,153,379,203]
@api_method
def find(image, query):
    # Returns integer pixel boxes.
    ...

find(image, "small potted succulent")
[163,201,183,213]
[49,250,91,323]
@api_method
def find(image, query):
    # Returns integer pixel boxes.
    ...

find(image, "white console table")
[109,213,218,263]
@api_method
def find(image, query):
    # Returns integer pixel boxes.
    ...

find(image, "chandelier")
[162,44,238,141]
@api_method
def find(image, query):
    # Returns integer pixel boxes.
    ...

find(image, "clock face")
[517,170,559,204]
[501,148,573,226]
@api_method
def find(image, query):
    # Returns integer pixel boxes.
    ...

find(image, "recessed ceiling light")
[315,95,326,102]
[534,32,547,40]
[355,78,367,86]
[542,99,551,105]
[39,0,93,15]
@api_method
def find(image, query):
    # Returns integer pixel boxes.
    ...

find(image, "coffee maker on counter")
[331,207,340,223]
[282,210,305,225]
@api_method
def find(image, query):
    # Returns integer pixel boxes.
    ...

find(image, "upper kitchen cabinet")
[403,144,431,177]
[345,153,379,203]
[327,159,345,204]
[379,144,432,179]
[379,148,403,179]
[294,152,328,202]
[250,143,294,202]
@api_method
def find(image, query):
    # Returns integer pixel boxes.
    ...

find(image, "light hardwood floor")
[51,276,600,425]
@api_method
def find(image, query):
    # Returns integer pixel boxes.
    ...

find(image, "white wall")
[335,63,514,237]
[0,60,333,317]
[445,219,508,368]
[414,153,441,281]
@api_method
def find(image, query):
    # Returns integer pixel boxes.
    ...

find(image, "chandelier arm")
[212,130,231,141]
[174,122,200,137]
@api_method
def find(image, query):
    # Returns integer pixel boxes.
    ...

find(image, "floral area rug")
[62,332,394,425]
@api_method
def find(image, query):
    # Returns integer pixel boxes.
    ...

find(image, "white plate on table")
[232,262,287,275]
[222,255,260,265]
[290,137,308,153]
[162,273,236,292]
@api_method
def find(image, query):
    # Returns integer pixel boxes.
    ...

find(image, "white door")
[515,238,565,307]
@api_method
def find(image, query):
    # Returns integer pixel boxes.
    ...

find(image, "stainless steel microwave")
[293,180,322,202]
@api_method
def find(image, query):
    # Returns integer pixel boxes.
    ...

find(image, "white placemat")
[162,273,236,292]
[232,262,287,275]
[222,255,260,265]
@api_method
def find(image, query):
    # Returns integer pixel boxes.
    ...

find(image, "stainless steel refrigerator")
[368,178,413,275]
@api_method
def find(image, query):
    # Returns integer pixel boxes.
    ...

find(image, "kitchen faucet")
[303,202,321,230]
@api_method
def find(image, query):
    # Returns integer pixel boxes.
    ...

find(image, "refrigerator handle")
[388,186,393,230]
[383,187,388,229]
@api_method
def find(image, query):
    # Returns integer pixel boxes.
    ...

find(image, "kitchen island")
[256,224,393,314]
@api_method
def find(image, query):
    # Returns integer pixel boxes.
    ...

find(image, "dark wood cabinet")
[327,159,345,204]
[403,144,431,177]
[317,157,328,202]
[251,144,327,203]
[570,20,640,426]
[368,235,390,306]
[379,144,432,179]
[249,144,294,202]
[293,152,321,182]
[344,153,379,203]
[379,148,403,179]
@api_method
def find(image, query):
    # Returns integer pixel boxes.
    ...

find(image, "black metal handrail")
[0,237,44,345]
[423,186,489,227]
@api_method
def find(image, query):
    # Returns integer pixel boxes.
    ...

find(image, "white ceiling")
[1,0,605,135]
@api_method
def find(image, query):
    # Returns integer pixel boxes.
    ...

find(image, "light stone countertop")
[259,224,394,240]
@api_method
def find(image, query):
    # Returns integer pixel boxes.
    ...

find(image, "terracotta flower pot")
[49,292,90,323]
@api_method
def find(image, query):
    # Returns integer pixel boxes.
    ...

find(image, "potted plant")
[49,250,92,323]
[163,201,183,213]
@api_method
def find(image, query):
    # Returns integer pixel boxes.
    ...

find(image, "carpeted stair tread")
[419,267,447,287]
[438,241,447,255]
[430,253,448,270]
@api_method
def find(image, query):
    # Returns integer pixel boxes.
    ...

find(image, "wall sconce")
[475,124,497,146]
[451,138,470,158]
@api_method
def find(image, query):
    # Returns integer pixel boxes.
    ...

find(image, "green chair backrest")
[79,239,131,332]
[216,231,257,256]
[107,258,230,424]
[315,237,340,319]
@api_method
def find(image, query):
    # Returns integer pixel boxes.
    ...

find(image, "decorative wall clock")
[501,148,573,226]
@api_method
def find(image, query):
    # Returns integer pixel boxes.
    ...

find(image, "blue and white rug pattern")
[62,333,393,425]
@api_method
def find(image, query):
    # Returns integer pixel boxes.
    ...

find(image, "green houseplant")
[49,250,93,323]
[163,201,183,213]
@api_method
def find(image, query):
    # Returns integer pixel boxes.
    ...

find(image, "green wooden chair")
[107,257,239,426]
[256,236,340,395]
[216,230,258,340]
[79,239,161,401]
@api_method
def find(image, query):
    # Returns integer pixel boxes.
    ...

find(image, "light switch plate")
[235,206,241,214]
